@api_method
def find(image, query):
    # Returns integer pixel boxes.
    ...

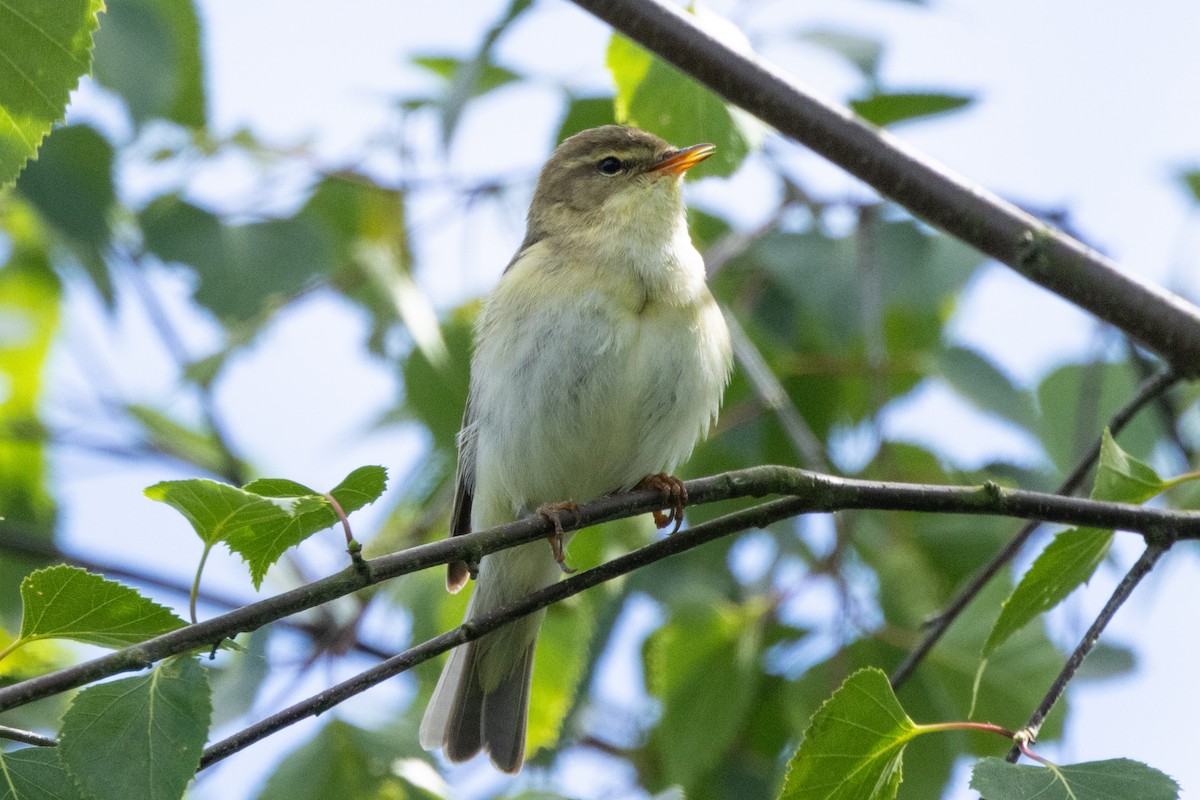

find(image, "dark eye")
[597,156,622,176]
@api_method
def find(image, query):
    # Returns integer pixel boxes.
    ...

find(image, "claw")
[537,501,580,574]
[635,473,688,534]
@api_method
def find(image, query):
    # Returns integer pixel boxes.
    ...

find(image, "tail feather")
[480,640,535,773]
[420,540,560,772]
[418,613,541,773]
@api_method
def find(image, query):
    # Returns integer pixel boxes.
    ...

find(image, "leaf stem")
[190,544,214,624]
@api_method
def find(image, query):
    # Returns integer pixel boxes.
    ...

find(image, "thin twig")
[0,724,58,748]
[1006,540,1171,761]
[890,368,1180,687]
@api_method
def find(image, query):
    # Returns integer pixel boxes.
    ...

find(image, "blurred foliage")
[0,1,1195,799]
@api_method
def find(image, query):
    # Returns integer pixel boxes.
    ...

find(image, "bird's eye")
[596,156,622,176]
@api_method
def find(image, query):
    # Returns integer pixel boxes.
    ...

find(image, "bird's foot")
[537,501,580,574]
[634,473,688,534]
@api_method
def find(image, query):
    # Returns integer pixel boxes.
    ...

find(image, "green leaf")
[934,346,1038,432]
[648,602,762,787]
[125,403,238,477]
[800,29,883,79]
[412,55,519,95]
[527,594,596,757]
[299,174,440,358]
[0,747,82,800]
[982,527,1113,658]
[607,7,761,178]
[399,307,473,454]
[140,197,335,322]
[970,757,1179,800]
[145,477,300,548]
[14,565,187,651]
[412,0,531,146]
[255,719,437,800]
[1094,428,1164,503]
[785,576,1066,798]
[984,429,1165,658]
[556,95,618,144]
[59,657,212,800]
[1036,362,1159,474]
[146,467,387,588]
[91,0,207,127]
[14,125,116,301]
[1179,169,1200,204]
[850,92,973,127]
[0,237,61,533]
[0,0,103,187]
[780,668,918,800]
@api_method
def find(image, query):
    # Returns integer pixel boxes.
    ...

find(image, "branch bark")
[2,465,1199,715]
[569,0,1200,375]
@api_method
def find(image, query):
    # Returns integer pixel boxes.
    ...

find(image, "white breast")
[466,239,731,530]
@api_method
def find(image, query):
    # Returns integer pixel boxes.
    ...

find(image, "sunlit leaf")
[982,527,1112,658]
[1093,428,1164,503]
[780,668,919,800]
[0,0,103,187]
[59,657,212,800]
[13,565,186,652]
[146,467,387,587]
[607,6,762,178]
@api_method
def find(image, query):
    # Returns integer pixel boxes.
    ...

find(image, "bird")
[418,125,733,773]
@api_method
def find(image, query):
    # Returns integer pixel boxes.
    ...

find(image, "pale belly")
[468,290,728,526]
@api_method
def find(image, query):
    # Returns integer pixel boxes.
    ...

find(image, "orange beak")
[646,143,716,175]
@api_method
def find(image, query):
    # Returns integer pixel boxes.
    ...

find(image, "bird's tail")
[419,542,556,773]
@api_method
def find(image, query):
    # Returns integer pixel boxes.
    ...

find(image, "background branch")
[890,368,1181,687]
[569,0,1200,374]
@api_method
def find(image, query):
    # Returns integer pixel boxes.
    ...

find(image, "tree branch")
[2,465,1199,714]
[1007,540,1171,761]
[890,368,1181,687]
[198,494,809,767]
[569,0,1200,375]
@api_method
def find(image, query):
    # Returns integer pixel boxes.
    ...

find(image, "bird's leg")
[634,473,688,534]
[537,501,580,574]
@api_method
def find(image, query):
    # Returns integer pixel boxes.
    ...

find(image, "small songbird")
[418,125,733,773]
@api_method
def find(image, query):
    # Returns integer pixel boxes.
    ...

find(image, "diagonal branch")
[569,0,1200,374]
[890,368,1181,687]
[198,495,809,768]
[2,465,1200,714]
[1007,540,1171,761]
